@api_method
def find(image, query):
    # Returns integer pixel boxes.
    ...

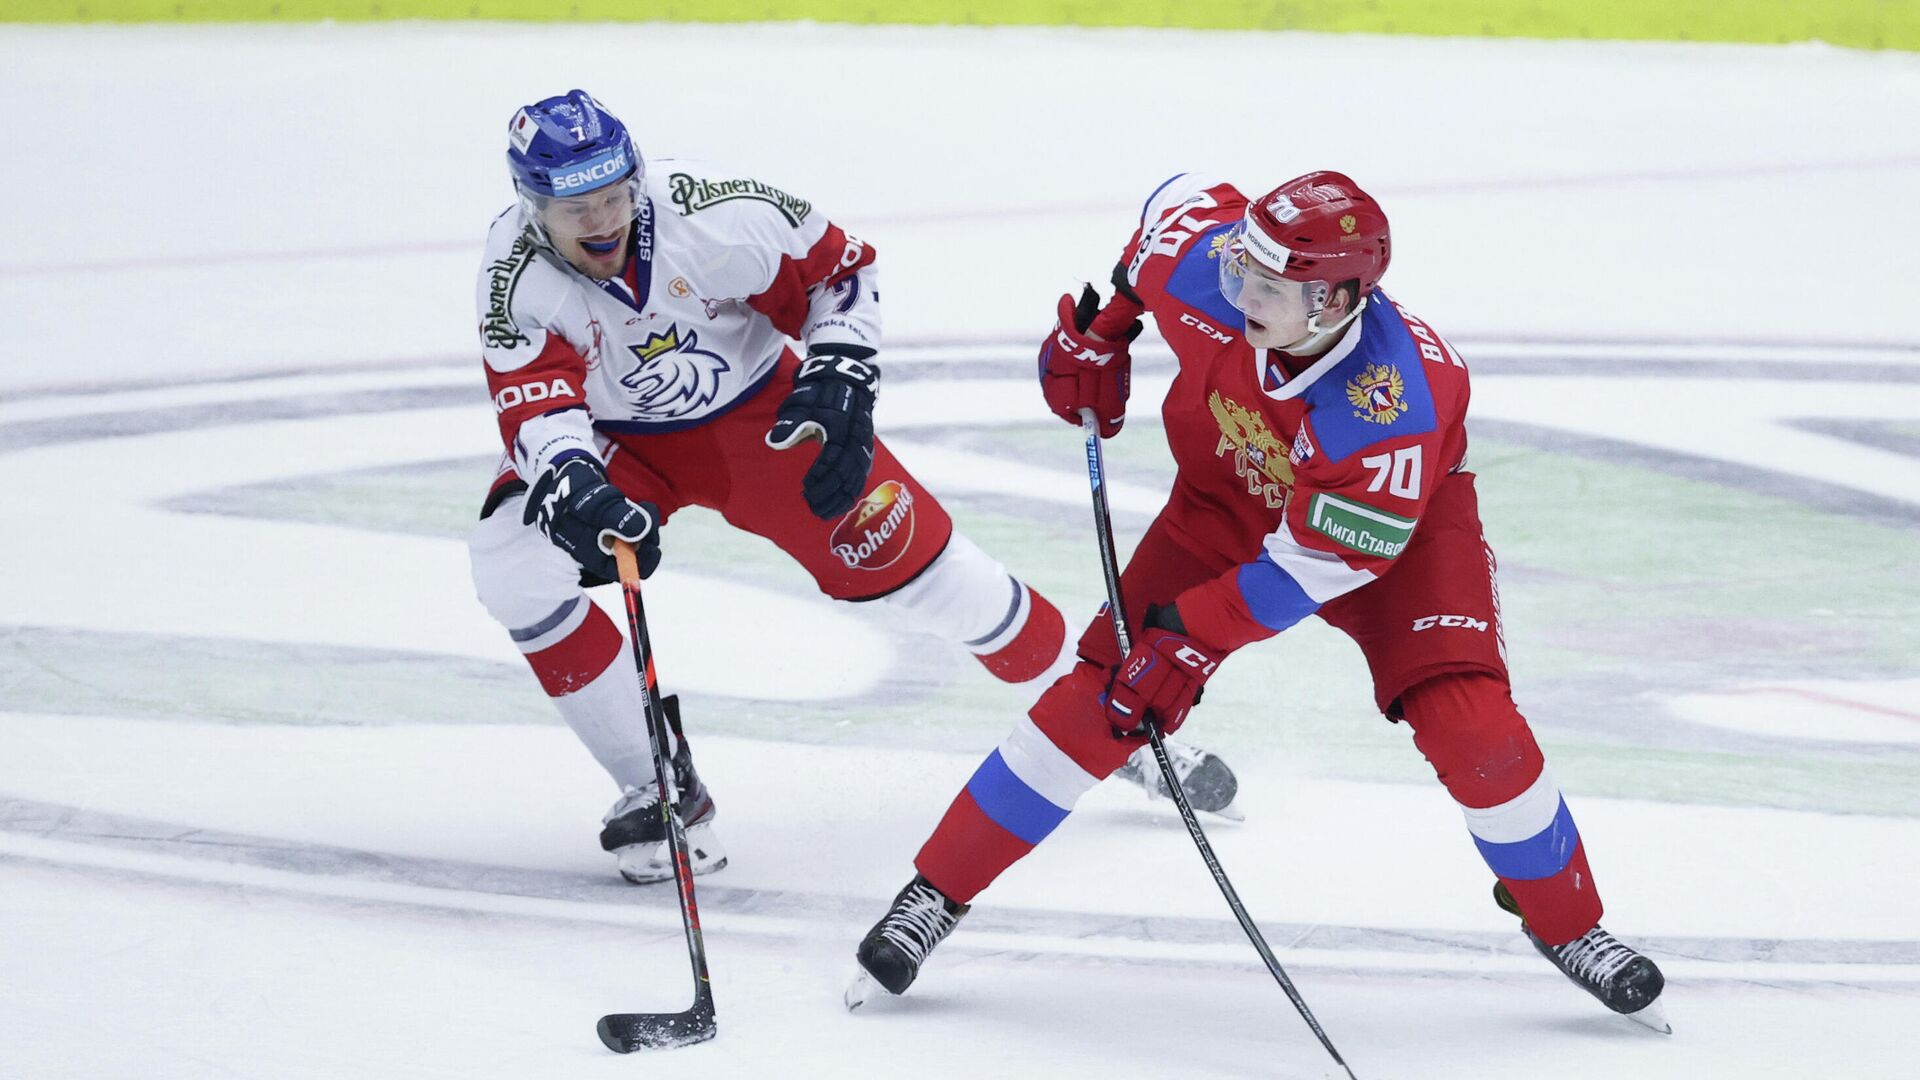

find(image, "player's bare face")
[1235,263,1325,350]
[542,183,636,280]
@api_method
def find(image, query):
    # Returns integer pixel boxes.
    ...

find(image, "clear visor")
[1217,222,1330,324]
[523,175,641,245]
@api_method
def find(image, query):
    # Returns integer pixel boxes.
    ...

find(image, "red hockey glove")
[1104,604,1220,737]
[1039,286,1142,438]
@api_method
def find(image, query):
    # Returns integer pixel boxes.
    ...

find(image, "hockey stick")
[1078,411,1358,1080]
[596,540,718,1053]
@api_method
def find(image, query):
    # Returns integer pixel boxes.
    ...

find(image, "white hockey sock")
[551,661,666,792]
[513,596,672,791]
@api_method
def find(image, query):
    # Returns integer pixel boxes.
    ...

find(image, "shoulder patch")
[665,171,812,226]
[1162,222,1248,330]
[1345,362,1411,425]
[480,226,541,350]
[1299,300,1437,462]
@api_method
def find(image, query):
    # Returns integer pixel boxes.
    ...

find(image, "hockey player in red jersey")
[850,171,1669,1032]
[467,91,1239,886]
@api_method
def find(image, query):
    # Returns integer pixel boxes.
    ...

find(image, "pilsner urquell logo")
[830,480,916,571]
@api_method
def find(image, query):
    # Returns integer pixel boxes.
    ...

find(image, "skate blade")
[615,821,728,885]
[1131,781,1246,822]
[844,967,890,1012]
[1205,799,1246,822]
[1624,998,1672,1035]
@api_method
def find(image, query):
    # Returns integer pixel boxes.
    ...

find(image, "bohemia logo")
[1346,363,1409,425]
[830,480,916,571]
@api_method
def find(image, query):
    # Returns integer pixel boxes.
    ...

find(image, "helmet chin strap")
[1276,296,1368,356]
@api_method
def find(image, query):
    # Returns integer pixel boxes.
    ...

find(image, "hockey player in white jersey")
[468,91,1241,884]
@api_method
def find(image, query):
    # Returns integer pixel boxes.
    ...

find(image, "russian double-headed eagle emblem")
[1346,363,1409,424]
[1208,391,1294,488]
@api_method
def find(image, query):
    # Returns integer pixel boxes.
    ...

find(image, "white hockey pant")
[470,498,1068,791]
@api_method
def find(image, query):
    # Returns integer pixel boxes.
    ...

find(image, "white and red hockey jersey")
[475,158,879,493]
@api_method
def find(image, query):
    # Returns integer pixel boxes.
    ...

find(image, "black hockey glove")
[522,456,662,582]
[765,350,880,520]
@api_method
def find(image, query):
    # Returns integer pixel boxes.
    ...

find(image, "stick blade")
[596,999,717,1052]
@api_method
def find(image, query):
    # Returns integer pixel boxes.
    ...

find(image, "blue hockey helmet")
[506,90,641,199]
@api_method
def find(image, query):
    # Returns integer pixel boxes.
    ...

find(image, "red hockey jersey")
[1114,174,1473,654]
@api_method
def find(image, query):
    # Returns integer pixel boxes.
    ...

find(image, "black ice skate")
[1113,737,1243,819]
[844,875,970,1010]
[598,696,726,885]
[1495,882,1670,1034]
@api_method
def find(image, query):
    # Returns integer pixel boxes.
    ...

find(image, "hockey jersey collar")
[590,196,657,314]
[1252,307,1364,402]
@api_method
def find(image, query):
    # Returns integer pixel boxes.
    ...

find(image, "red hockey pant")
[914,473,1604,946]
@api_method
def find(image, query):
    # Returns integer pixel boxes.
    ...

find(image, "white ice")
[2,21,1918,1080]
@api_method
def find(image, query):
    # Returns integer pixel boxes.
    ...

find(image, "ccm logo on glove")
[1104,604,1221,737]
[523,457,662,583]
[1054,329,1121,366]
[766,350,881,521]
[1038,285,1142,439]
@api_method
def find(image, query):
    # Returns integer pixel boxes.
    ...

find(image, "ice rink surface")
[3,21,1920,1079]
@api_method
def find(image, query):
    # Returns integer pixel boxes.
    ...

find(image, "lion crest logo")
[620,325,730,418]
[1346,363,1409,425]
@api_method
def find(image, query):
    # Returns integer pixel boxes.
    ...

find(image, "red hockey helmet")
[1240,171,1391,298]
[1219,171,1391,350]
